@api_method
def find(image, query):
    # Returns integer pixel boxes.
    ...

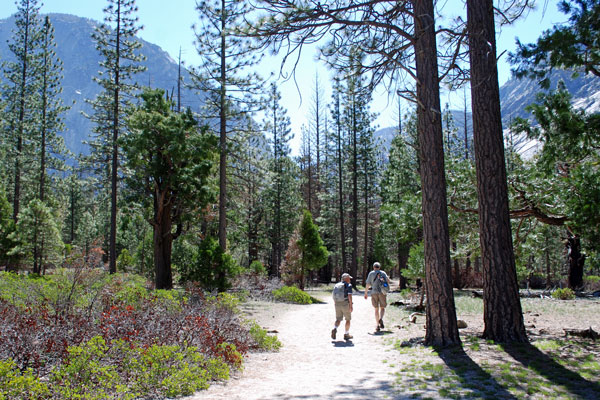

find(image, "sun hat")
[341,273,352,279]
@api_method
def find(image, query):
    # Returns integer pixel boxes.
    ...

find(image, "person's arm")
[364,274,370,299]
[348,292,353,311]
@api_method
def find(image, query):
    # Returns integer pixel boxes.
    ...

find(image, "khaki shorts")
[371,293,387,308]
[335,302,352,321]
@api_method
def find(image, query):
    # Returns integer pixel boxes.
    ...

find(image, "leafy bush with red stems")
[0,268,277,398]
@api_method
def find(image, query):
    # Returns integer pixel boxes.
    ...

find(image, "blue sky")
[1,0,567,151]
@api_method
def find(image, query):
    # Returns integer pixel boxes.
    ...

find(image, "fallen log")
[564,327,599,340]
[409,312,425,324]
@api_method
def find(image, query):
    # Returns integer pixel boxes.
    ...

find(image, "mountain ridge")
[0,13,201,155]
[2,13,599,158]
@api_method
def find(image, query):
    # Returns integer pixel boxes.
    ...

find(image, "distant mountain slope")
[500,69,600,123]
[0,13,202,155]
[375,70,600,155]
[2,13,599,158]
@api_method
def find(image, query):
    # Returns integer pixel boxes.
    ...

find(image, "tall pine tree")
[192,0,264,255]
[87,0,145,273]
[1,0,43,222]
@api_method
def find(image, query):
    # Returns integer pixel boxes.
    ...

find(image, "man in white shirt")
[364,262,389,332]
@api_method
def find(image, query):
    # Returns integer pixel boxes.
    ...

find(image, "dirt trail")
[188,292,409,399]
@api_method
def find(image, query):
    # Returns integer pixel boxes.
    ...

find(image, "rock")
[457,320,468,329]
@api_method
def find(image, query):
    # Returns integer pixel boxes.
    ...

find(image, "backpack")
[374,271,390,294]
[332,282,347,302]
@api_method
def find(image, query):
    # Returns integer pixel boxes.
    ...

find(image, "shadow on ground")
[368,330,394,336]
[438,346,517,399]
[263,374,408,399]
[502,342,600,400]
[332,340,354,347]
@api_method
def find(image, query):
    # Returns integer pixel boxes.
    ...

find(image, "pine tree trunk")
[413,0,460,347]
[397,242,410,290]
[566,234,585,289]
[336,104,347,274]
[40,18,49,204]
[363,168,369,285]
[217,0,228,291]
[452,241,461,289]
[13,5,32,223]
[218,0,228,254]
[154,198,173,290]
[350,100,358,285]
[465,252,472,286]
[109,1,122,275]
[467,0,527,342]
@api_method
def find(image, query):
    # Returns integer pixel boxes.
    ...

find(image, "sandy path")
[188,292,407,399]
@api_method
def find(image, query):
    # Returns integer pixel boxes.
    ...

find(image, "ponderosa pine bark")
[414,0,460,347]
[154,200,174,290]
[467,0,527,342]
[566,233,585,289]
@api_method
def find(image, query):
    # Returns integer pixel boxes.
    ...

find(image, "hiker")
[331,273,353,340]
[364,262,389,332]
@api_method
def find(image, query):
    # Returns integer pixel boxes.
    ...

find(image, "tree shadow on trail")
[502,342,600,400]
[437,346,517,399]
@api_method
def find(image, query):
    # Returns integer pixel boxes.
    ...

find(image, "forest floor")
[184,286,600,399]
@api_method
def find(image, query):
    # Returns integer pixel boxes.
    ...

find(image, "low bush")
[0,359,49,400]
[584,275,600,292]
[249,322,282,352]
[552,287,575,300]
[51,336,232,399]
[0,269,282,398]
[272,286,313,304]
[248,260,267,276]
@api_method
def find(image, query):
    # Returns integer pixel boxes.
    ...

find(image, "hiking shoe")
[331,328,337,339]
[375,326,381,333]
[379,319,385,329]
[343,333,353,340]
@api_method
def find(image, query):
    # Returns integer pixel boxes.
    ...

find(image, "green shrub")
[129,341,230,397]
[584,275,600,291]
[586,275,600,284]
[209,292,241,313]
[249,322,282,351]
[552,287,575,300]
[117,249,135,272]
[272,286,313,304]
[405,241,425,281]
[51,336,231,399]
[0,359,49,400]
[214,342,243,369]
[51,336,122,400]
[177,236,242,291]
[248,260,267,276]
